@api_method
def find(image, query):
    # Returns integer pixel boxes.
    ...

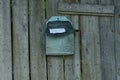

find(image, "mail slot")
[46,20,74,37]
[46,16,74,55]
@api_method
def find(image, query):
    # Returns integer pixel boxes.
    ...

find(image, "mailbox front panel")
[46,34,74,55]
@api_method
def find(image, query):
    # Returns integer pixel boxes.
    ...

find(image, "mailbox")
[46,16,74,55]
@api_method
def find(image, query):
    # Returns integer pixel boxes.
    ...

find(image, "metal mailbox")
[46,16,74,55]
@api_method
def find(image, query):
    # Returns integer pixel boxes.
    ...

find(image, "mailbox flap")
[46,21,74,37]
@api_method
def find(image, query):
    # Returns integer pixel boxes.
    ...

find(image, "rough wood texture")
[71,16,81,80]
[1,0,120,80]
[80,16,101,80]
[99,0,116,80]
[47,57,64,80]
[115,15,120,80]
[0,0,12,80]
[114,0,120,80]
[12,0,29,80]
[99,17,115,80]
[64,56,74,80]
[29,0,47,80]
[80,1,101,80]
[46,0,64,80]
[46,0,60,19]
[58,3,114,16]
[61,0,81,80]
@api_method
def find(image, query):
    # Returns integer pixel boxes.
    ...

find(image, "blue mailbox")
[46,16,74,55]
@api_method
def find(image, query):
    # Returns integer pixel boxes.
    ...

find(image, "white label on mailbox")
[49,28,66,34]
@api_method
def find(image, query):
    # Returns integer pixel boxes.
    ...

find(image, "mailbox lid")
[46,16,72,24]
[46,16,74,37]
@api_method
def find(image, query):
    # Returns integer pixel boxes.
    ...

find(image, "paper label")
[49,28,66,34]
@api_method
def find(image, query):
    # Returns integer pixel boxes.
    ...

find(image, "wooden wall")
[0,0,120,80]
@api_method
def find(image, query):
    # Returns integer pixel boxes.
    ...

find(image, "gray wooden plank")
[71,16,81,80]
[61,0,81,79]
[64,56,74,80]
[114,0,120,80]
[99,17,116,80]
[12,0,29,80]
[115,16,120,80]
[99,0,116,80]
[58,3,114,16]
[80,16,101,80]
[74,31,81,80]
[47,57,64,80]
[46,0,64,80]
[0,0,12,80]
[80,1,101,80]
[46,0,60,19]
[29,0,47,80]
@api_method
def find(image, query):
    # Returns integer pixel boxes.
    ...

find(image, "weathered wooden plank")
[99,0,116,80]
[0,0,12,80]
[115,16,120,80]
[29,0,47,80]
[58,3,114,16]
[47,57,64,80]
[64,56,74,80]
[80,1,101,80]
[80,16,101,80]
[46,0,60,19]
[46,0,64,80]
[71,16,81,80]
[61,0,81,79]
[12,0,29,80]
[114,0,120,80]
[99,17,116,80]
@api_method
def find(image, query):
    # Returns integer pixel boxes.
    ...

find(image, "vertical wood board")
[114,0,120,80]
[80,16,101,80]
[29,0,47,80]
[99,0,116,80]
[80,0,101,80]
[0,0,12,80]
[115,16,120,80]
[47,57,64,80]
[12,0,29,80]
[99,17,116,80]
[71,15,81,80]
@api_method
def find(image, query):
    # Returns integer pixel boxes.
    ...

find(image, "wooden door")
[0,0,120,80]
[46,0,120,80]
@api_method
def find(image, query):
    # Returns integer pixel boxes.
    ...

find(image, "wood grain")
[114,0,120,80]
[80,16,101,80]
[99,0,116,80]
[58,3,114,16]
[71,15,81,80]
[61,0,81,80]
[29,0,47,80]
[47,57,64,80]
[0,0,12,80]
[80,0,101,80]
[12,0,29,80]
